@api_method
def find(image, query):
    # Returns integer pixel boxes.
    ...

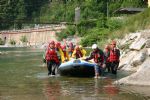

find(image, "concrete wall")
[0,25,66,46]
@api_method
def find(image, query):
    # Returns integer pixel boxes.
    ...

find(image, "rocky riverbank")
[115,29,150,86]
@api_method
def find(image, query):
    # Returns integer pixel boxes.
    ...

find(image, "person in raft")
[79,45,87,57]
[72,45,85,59]
[85,44,105,78]
[109,40,120,75]
[45,41,60,76]
[55,42,63,64]
[61,45,70,63]
[68,42,74,57]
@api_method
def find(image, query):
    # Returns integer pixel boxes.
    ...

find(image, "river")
[0,47,149,100]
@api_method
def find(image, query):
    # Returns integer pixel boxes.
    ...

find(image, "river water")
[0,47,149,100]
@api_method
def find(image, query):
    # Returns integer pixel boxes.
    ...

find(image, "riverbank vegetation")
[0,0,149,47]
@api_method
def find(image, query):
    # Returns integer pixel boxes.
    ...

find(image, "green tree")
[121,0,146,7]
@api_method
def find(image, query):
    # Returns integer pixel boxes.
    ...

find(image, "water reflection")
[41,76,120,100]
[43,78,61,100]
[41,75,148,100]
[102,78,119,97]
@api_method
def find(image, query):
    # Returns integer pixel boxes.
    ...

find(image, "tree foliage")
[0,0,147,30]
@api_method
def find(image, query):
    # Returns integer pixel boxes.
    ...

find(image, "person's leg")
[47,61,52,75]
[110,62,119,75]
[51,61,60,75]
[100,67,105,76]
[110,62,115,74]
[106,62,111,72]
[55,64,59,75]
[113,62,119,75]
[94,65,100,78]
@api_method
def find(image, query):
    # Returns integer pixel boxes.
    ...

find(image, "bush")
[9,39,16,45]
[56,26,76,41]
[80,28,110,47]
[0,38,4,45]
[106,18,123,30]
[80,35,97,47]
[77,19,97,36]
[20,35,28,43]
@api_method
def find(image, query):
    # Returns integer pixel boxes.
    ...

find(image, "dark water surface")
[0,47,149,100]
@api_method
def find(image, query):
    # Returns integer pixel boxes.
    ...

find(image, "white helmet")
[92,44,98,49]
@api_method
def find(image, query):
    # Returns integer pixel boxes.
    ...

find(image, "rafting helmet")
[92,44,98,50]
[56,42,61,48]
[49,40,55,45]
[79,45,83,49]
[61,45,66,50]
[75,46,80,50]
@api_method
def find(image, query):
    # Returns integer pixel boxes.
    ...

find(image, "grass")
[92,8,150,49]
[111,8,150,39]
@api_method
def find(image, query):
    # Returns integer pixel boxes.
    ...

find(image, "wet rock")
[129,38,146,50]
[115,58,150,86]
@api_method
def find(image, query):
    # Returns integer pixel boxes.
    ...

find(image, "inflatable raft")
[58,59,96,77]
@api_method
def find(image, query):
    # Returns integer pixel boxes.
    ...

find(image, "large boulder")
[118,51,138,71]
[118,32,141,50]
[115,58,150,86]
[129,38,146,50]
[140,30,150,39]
[129,32,141,40]
[148,48,150,56]
[146,39,150,48]
[130,50,147,67]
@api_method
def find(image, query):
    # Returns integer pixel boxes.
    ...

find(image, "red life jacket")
[109,49,120,62]
[75,50,83,59]
[85,48,104,65]
[46,48,59,64]
[93,50,104,64]
[94,53,101,63]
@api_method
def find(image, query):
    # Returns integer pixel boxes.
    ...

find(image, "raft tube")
[58,59,96,77]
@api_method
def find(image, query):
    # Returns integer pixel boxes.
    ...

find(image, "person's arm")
[59,49,65,63]
[117,49,120,57]
[85,52,93,61]
[81,49,87,57]
[101,52,105,64]
[45,49,49,62]
[116,49,120,62]
[66,52,70,61]
[103,52,107,64]
[72,50,76,58]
